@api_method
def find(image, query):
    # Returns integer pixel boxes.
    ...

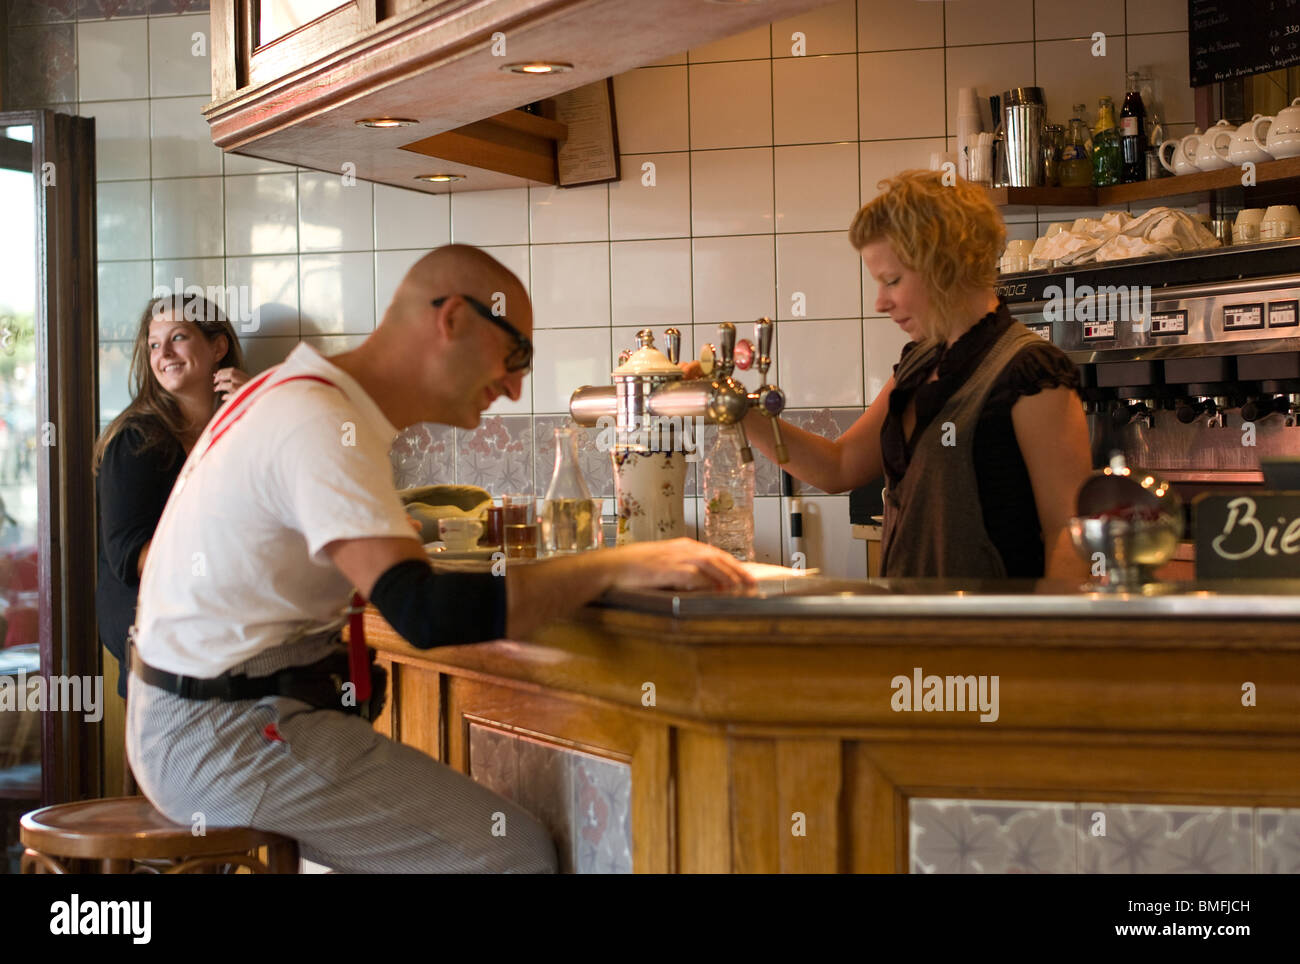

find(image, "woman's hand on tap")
[678,360,706,379]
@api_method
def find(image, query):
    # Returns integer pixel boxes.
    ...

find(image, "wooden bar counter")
[358,577,1300,873]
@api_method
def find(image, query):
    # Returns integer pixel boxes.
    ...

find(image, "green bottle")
[1091,96,1122,187]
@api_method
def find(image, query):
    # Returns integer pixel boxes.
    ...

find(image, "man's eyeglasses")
[432,295,532,373]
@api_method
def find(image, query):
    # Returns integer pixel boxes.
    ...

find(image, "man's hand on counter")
[505,539,755,641]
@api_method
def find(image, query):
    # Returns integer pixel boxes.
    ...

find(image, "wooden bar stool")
[20,796,299,874]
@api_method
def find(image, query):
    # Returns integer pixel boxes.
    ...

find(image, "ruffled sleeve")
[986,342,1082,411]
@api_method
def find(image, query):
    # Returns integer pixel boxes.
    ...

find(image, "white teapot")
[1159,129,1202,176]
[1228,114,1274,165]
[1192,120,1234,171]
[1265,97,1300,159]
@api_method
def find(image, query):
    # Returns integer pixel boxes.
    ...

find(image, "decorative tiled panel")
[782,409,862,495]
[532,415,615,500]
[455,415,534,496]
[390,422,456,491]
[911,799,1296,873]
[468,723,633,874]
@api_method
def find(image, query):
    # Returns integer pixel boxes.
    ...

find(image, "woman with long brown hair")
[95,293,248,698]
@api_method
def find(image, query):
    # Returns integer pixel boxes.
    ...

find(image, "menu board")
[1194,492,1300,578]
[553,79,620,188]
[1190,0,1300,87]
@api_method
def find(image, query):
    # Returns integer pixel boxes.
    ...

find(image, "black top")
[96,418,184,697]
[882,302,1081,578]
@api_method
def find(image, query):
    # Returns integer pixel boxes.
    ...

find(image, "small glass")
[504,522,539,559]
[479,505,504,548]
[502,493,535,527]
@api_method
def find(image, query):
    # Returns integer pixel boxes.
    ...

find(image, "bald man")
[126,244,752,873]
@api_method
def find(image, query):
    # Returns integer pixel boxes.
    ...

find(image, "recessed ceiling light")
[414,173,465,183]
[500,62,573,75]
[355,118,418,129]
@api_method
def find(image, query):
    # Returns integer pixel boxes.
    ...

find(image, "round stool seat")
[20,796,298,873]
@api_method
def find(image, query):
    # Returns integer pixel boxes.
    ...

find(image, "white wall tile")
[78,18,148,102]
[152,258,225,294]
[529,242,610,328]
[224,173,297,256]
[1126,0,1186,34]
[859,137,946,205]
[374,249,425,323]
[298,172,374,251]
[772,0,857,57]
[775,141,860,233]
[782,495,865,578]
[773,54,858,144]
[148,13,211,99]
[1127,33,1193,125]
[225,256,299,338]
[97,180,152,261]
[240,336,300,375]
[752,496,782,565]
[223,152,298,175]
[374,184,449,250]
[609,152,690,240]
[1034,0,1123,40]
[945,0,1034,46]
[150,96,222,177]
[856,0,942,51]
[97,260,152,341]
[689,60,773,149]
[1034,38,1129,126]
[98,342,134,422]
[612,67,689,154]
[151,176,223,259]
[692,235,776,325]
[532,328,611,414]
[859,49,944,138]
[610,239,693,328]
[450,188,528,246]
[691,147,773,236]
[688,23,771,63]
[778,318,863,408]
[944,43,1037,132]
[862,315,909,400]
[776,232,861,321]
[299,252,376,336]
[82,100,150,180]
[529,183,609,243]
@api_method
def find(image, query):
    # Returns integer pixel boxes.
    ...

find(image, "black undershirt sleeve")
[368,558,507,649]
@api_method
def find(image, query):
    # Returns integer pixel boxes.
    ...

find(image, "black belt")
[132,654,295,701]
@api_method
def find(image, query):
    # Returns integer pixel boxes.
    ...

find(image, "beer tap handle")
[716,323,736,377]
[755,317,773,378]
[769,413,789,464]
[664,327,681,365]
[618,348,632,367]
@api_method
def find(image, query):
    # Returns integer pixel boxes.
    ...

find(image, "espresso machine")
[999,240,1300,564]
[569,319,790,544]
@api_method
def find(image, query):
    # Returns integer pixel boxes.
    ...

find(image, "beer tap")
[1112,398,1156,430]
[704,323,755,462]
[749,318,789,463]
[663,327,681,366]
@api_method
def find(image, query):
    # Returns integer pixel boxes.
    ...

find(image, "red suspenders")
[173,366,373,703]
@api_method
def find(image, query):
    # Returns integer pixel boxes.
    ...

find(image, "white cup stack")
[956,87,982,181]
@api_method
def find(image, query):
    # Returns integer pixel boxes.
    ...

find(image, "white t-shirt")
[134,344,419,678]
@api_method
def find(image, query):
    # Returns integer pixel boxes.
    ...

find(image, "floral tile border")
[455,415,534,496]
[782,408,861,496]
[389,421,455,490]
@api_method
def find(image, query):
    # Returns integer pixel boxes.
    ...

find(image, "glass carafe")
[541,425,598,555]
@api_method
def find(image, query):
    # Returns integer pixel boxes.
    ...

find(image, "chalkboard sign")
[1194,492,1300,578]
[1190,0,1300,87]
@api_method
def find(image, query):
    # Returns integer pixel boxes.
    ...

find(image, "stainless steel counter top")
[600,577,1300,619]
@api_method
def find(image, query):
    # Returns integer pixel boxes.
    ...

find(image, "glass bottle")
[540,425,597,555]
[1091,96,1122,188]
[1120,71,1147,183]
[1059,105,1093,188]
[703,424,755,561]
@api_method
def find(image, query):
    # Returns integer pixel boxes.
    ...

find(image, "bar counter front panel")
[358,577,1300,874]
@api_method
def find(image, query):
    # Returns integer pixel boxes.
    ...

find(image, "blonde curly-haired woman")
[739,170,1092,579]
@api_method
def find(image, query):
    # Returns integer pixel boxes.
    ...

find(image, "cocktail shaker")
[1003,87,1046,187]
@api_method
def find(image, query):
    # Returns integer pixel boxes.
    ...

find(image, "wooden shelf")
[985,155,1300,209]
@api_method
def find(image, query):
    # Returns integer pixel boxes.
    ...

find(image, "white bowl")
[437,517,484,550]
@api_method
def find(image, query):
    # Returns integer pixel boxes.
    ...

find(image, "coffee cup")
[438,517,485,551]
[1233,208,1265,244]
[1261,204,1300,240]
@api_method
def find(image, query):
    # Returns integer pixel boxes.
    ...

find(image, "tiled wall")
[6,0,1194,577]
